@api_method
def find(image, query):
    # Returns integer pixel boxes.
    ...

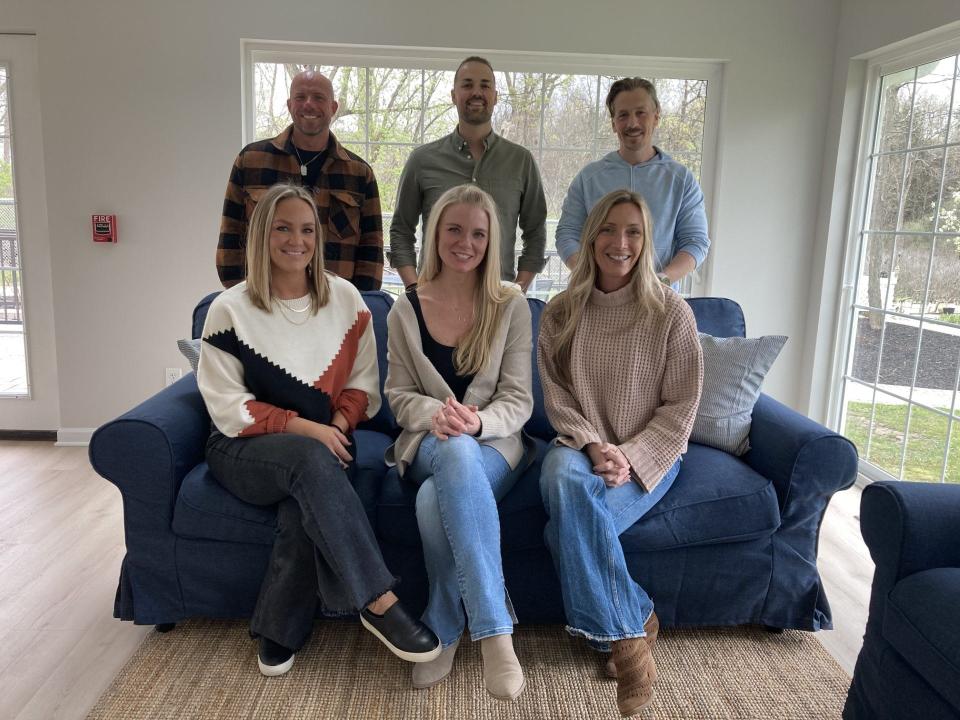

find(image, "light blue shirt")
[555,148,710,272]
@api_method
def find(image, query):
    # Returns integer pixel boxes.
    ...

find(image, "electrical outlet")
[165,367,183,387]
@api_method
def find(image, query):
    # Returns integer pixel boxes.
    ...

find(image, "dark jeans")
[206,430,396,651]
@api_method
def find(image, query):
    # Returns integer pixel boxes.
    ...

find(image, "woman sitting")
[384,184,534,700]
[537,189,703,716]
[198,184,440,677]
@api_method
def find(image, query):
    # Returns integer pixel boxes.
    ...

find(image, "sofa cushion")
[620,443,781,551]
[686,297,746,339]
[525,299,554,441]
[356,291,399,436]
[172,430,391,546]
[884,567,960,711]
[173,462,277,545]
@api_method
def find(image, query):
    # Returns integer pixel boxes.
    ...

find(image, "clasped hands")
[431,397,481,440]
[586,442,632,487]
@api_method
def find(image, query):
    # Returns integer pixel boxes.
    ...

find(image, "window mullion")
[940,353,960,482]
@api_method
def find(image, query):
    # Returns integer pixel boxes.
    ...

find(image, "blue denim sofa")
[843,482,960,720]
[90,291,858,633]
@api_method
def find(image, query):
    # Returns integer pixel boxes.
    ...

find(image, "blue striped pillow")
[691,333,787,455]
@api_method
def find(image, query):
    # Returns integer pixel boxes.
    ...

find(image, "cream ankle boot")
[480,634,525,700]
[411,637,460,689]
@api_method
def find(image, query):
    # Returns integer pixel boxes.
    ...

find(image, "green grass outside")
[844,401,960,482]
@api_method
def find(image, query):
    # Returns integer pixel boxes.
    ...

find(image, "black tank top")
[407,289,475,402]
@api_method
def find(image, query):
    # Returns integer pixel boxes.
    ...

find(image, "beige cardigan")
[384,291,534,476]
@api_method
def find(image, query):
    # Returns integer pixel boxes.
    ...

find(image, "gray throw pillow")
[691,333,787,456]
[177,338,201,373]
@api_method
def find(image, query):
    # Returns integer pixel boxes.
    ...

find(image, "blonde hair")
[417,184,519,376]
[545,189,665,389]
[245,184,329,313]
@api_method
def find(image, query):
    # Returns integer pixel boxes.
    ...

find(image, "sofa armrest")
[744,393,859,512]
[861,481,960,594]
[89,373,210,517]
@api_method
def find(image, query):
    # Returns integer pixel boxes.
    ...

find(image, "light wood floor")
[0,441,870,720]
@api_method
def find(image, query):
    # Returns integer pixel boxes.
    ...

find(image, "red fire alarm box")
[92,215,118,243]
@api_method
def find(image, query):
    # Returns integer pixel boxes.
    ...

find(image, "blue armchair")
[844,481,960,720]
[90,292,858,634]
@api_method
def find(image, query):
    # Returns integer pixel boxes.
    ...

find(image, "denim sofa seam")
[175,494,276,530]
[885,586,960,678]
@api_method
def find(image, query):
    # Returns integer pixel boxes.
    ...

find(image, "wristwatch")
[657,273,671,285]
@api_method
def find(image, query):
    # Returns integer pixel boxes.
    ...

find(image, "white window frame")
[831,30,960,484]
[241,41,723,297]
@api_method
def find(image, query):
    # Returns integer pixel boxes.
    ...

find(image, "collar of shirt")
[451,127,497,156]
[274,125,351,166]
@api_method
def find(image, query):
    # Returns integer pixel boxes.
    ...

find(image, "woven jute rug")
[87,619,850,719]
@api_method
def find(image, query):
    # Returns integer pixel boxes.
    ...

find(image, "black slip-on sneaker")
[257,636,295,677]
[360,603,441,662]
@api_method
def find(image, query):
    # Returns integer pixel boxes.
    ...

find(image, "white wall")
[3,0,844,431]
[802,0,960,424]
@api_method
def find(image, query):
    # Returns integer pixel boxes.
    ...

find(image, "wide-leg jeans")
[539,444,680,643]
[408,433,522,647]
[206,431,396,651]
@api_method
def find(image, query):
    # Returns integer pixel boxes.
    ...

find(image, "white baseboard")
[56,428,95,446]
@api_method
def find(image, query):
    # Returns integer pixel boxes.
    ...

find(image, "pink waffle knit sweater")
[537,284,704,492]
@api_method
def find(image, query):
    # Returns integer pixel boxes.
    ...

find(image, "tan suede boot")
[610,635,657,716]
[480,634,525,700]
[605,611,659,679]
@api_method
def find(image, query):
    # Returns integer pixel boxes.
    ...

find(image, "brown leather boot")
[610,635,657,716]
[604,611,659,679]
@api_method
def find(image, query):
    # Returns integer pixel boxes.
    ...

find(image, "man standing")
[217,70,383,290]
[555,78,710,285]
[389,57,547,291]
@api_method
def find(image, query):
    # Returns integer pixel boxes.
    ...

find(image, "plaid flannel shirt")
[217,126,383,290]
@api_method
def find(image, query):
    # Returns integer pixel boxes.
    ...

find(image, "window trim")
[241,40,723,297]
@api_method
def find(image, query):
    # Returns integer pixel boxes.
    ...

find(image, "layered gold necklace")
[274,295,312,325]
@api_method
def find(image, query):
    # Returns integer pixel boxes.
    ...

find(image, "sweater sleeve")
[536,307,603,450]
[216,152,248,288]
[384,298,444,431]
[476,295,534,440]
[555,171,587,263]
[197,297,297,437]
[333,295,382,430]
[673,169,710,268]
[618,302,703,491]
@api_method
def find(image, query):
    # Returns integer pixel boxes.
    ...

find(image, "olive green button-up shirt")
[389,129,547,280]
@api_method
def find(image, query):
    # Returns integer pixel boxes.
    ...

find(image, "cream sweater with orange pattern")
[537,284,703,492]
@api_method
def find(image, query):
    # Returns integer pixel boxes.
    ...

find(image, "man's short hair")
[455,56,495,82]
[605,78,661,116]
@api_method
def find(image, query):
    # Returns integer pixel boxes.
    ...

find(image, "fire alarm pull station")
[92,215,118,243]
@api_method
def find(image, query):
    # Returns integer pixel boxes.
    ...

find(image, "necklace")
[274,296,312,325]
[451,304,473,324]
[292,144,324,177]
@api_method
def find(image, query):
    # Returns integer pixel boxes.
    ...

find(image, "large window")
[246,44,718,298]
[839,49,960,483]
[0,63,27,397]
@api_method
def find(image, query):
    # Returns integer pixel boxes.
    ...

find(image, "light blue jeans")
[539,444,680,643]
[409,433,522,647]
